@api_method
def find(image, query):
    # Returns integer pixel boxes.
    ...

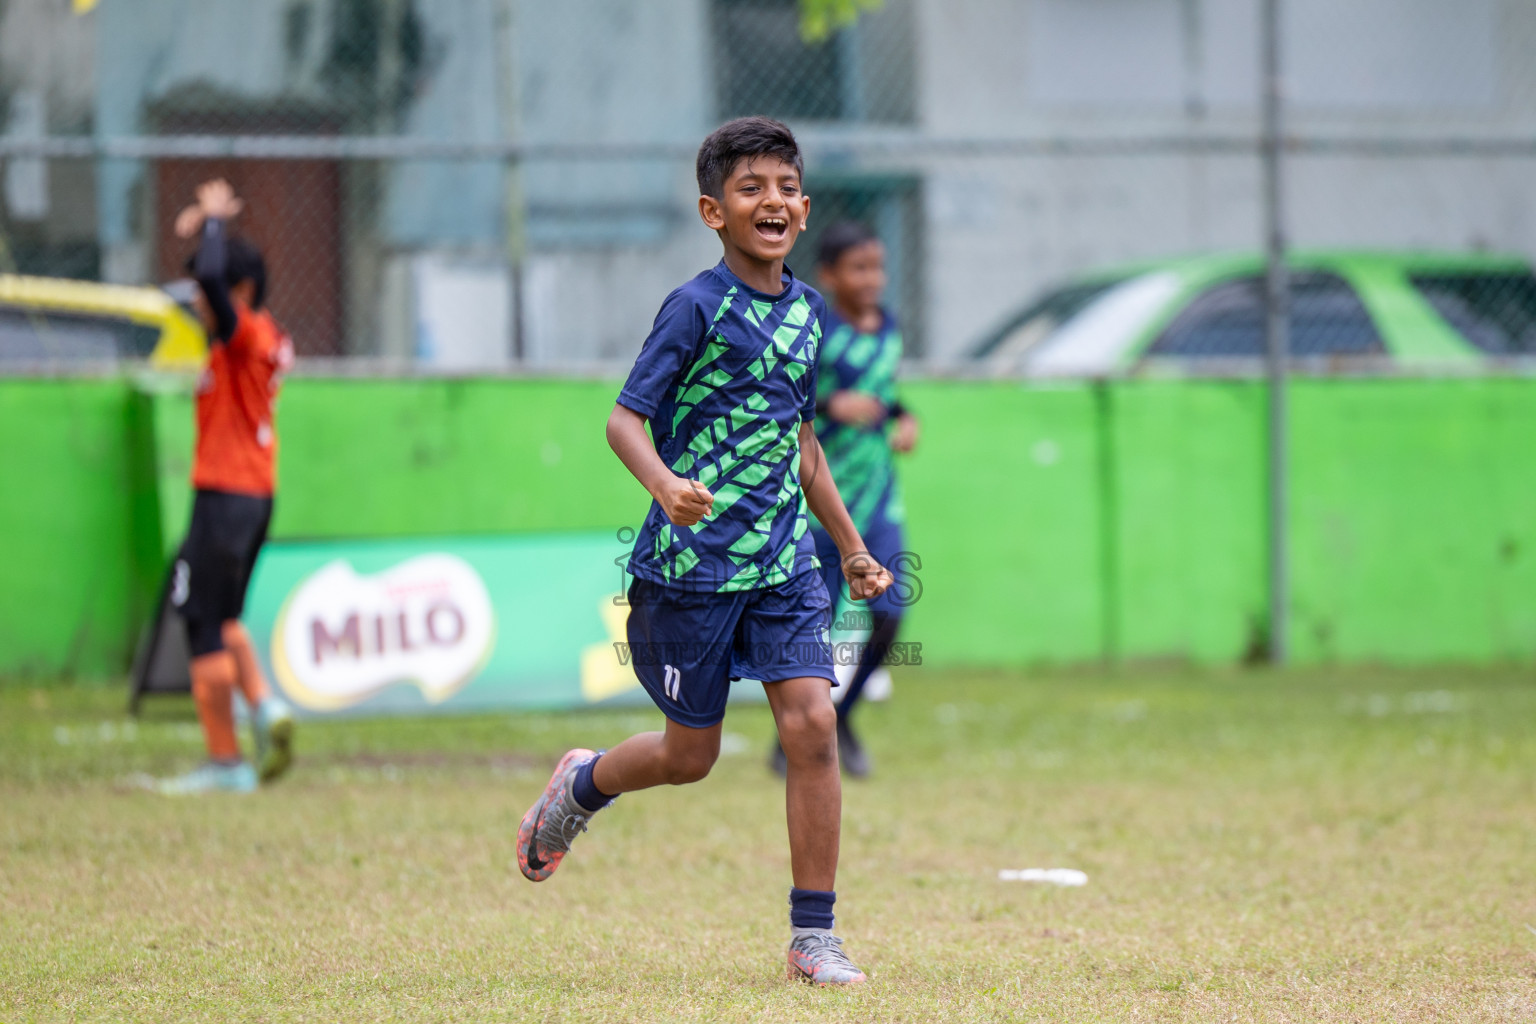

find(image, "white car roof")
[1026,272,1183,376]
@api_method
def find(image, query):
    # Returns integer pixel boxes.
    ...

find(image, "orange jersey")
[191,307,293,496]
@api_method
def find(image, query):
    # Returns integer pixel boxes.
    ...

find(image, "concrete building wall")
[514,0,719,364]
[8,0,1536,364]
[911,0,1536,360]
[0,0,95,128]
[1,0,97,276]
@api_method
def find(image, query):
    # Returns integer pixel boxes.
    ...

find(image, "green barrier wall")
[3,374,1535,677]
[1107,381,1269,662]
[270,379,649,539]
[899,381,1104,666]
[1288,378,1536,663]
[0,380,159,676]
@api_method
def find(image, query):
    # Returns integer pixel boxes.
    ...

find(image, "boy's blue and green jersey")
[618,261,827,593]
[811,308,905,534]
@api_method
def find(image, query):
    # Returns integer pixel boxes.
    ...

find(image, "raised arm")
[176,179,245,343]
[799,420,891,601]
[607,404,715,527]
[192,218,238,343]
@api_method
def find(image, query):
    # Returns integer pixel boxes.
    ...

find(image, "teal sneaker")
[253,697,296,783]
[157,761,258,796]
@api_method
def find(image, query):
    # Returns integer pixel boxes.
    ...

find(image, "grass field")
[3,666,1534,1022]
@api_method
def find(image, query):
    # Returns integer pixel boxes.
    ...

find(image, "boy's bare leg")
[591,718,722,793]
[763,676,841,891]
[221,620,271,707]
[222,619,295,782]
[518,717,720,882]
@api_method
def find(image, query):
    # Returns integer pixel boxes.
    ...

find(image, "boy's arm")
[890,406,919,453]
[191,218,239,344]
[606,404,715,527]
[824,389,886,427]
[183,180,245,344]
[799,420,892,601]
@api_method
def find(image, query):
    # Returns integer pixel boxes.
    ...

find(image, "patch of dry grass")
[2,667,1534,1022]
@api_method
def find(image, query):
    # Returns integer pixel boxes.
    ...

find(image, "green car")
[968,251,1536,375]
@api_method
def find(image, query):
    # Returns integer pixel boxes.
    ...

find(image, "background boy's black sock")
[837,614,901,725]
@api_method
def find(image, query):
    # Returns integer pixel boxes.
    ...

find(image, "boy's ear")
[800,194,811,232]
[698,194,726,231]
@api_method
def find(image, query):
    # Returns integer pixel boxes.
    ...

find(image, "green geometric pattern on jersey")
[652,288,821,591]
[813,317,905,534]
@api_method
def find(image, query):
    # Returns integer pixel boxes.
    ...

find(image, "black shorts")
[172,489,273,657]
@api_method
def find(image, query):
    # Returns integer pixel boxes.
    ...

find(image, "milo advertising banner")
[242,531,703,716]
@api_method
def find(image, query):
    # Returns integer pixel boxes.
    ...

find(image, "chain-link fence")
[4,0,1536,371]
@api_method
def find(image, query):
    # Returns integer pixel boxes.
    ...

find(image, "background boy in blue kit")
[514,116,892,987]
[770,219,919,779]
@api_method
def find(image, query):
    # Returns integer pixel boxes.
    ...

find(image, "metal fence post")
[495,0,527,363]
[1261,0,1290,664]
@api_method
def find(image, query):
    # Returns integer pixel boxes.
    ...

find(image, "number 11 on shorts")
[663,664,682,702]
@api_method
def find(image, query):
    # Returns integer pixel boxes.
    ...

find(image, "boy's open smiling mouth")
[755,216,788,241]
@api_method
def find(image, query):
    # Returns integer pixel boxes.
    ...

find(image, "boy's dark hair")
[225,238,268,309]
[818,220,879,268]
[184,236,268,309]
[696,116,803,199]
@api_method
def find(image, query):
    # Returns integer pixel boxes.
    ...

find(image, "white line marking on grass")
[999,868,1088,886]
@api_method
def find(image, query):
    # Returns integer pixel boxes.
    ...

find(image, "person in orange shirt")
[157,179,297,795]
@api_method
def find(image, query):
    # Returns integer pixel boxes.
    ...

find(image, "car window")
[1147,272,1384,358]
[972,280,1124,362]
[0,307,161,362]
[1409,272,1536,355]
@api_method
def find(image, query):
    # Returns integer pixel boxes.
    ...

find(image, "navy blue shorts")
[626,570,836,729]
[814,512,910,621]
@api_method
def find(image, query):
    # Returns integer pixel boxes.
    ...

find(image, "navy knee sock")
[837,614,901,725]
[572,752,615,812]
[789,887,837,931]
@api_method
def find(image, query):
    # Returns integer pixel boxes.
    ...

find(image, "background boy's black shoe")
[767,740,787,777]
[836,719,870,778]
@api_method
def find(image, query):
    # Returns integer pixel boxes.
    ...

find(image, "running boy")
[771,220,918,778]
[515,117,892,986]
[157,179,296,795]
